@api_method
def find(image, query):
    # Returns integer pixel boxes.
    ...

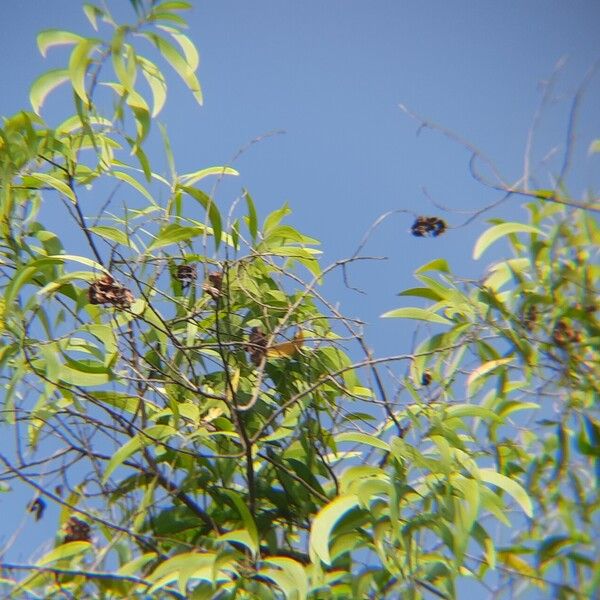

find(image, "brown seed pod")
[524,305,538,331]
[552,320,578,347]
[63,516,91,543]
[203,271,223,300]
[421,371,432,386]
[88,274,133,309]
[411,216,447,238]
[175,264,197,283]
[27,497,46,521]
[246,326,268,366]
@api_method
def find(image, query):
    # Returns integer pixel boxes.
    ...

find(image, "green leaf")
[83,4,103,30]
[147,223,206,252]
[112,170,155,204]
[178,186,222,249]
[48,254,108,274]
[467,358,514,393]
[158,25,199,70]
[478,469,533,518]
[37,29,83,57]
[381,307,452,325]
[220,489,259,556]
[68,38,100,104]
[263,557,308,600]
[179,166,239,186]
[37,541,91,565]
[243,188,258,240]
[335,432,390,452]
[138,55,167,117]
[473,222,544,260]
[144,32,203,104]
[415,258,450,274]
[310,495,359,565]
[30,69,70,114]
[397,287,443,301]
[88,225,137,250]
[25,172,76,203]
[445,404,500,422]
[103,425,176,483]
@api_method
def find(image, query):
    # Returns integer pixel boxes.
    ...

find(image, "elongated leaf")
[88,225,137,250]
[479,469,533,517]
[335,432,389,452]
[30,69,70,114]
[25,172,76,203]
[112,170,155,203]
[37,29,83,57]
[178,185,222,248]
[381,307,451,325]
[103,425,176,483]
[179,166,239,186]
[146,223,206,252]
[473,223,544,260]
[445,404,500,422]
[138,55,167,117]
[37,541,91,565]
[158,25,199,70]
[397,287,443,301]
[144,32,202,104]
[263,557,308,600]
[220,489,259,555]
[244,188,258,240]
[415,258,450,274]
[310,494,359,565]
[467,358,514,393]
[68,38,100,104]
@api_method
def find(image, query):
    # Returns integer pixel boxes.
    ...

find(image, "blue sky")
[1,1,599,595]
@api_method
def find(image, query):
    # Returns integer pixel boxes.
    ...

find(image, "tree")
[0,2,598,598]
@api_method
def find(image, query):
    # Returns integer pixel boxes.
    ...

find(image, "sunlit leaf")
[473,222,544,260]
[310,495,359,565]
[30,69,70,114]
[381,307,452,325]
[479,469,533,517]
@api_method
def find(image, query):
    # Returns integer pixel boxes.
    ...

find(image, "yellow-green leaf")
[479,469,533,517]
[310,494,359,565]
[473,223,544,260]
[37,29,83,57]
[381,307,452,325]
[30,69,70,114]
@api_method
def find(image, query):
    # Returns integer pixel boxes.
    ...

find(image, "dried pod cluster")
[27,497,46,521]
[411,216,447,238]
[552,320,581,346]
[88,274,133,309]
[246,326,267,366]
[63,516,91,543]
[203,271,223,300]
[175,264,197,289]
[523,305,538,331]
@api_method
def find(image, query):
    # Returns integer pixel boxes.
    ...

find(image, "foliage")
[0,2,598,598]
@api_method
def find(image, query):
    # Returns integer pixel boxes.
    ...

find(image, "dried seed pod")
[27,497,46,521]
[203,271,223,300]
[411,216,447,238]
[175,264,197,284]
[552,320,578,347]
[524,305,538,331]
[63,516,91,543]
[246,326,268,366]
[88,274,133,309]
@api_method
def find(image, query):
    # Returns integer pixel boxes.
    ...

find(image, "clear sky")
[1,1,599,595]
